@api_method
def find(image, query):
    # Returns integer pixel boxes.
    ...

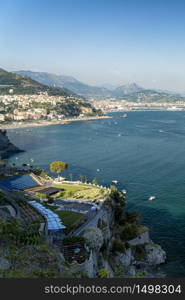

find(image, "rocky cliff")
[0,186,166,278]
[64,187,166,278]
[0,130,21,158]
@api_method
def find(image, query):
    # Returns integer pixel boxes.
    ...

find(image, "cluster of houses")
[0,93,80,122]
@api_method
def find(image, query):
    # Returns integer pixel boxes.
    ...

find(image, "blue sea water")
[7,111,185,277]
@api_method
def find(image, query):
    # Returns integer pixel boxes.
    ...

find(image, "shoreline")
[1,115,111,130]
[1,109,183,130]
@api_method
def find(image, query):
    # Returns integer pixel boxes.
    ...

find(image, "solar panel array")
[0,175,38,190]
[29,201,66,232]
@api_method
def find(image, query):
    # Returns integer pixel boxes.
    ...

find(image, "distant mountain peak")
[112,82,144,97]
[119,82,143,89]
[125,82,140,87]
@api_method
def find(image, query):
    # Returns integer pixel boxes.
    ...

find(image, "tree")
[112,239,125,253]
[84,175,89,183]
[92,177,98,185]
[126,211,140,223]
[50,161,68,178]
[120,224,139,241]
[0,218,20,244]
[22,163,27,170]
[79,174,84,182]
[69,173,73,181]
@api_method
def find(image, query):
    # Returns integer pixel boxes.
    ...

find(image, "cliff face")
[0,130,21,158]
[0,187,166,278]
[67,189,166,278]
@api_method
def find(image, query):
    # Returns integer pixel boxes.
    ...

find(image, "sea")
[7,111,185,277]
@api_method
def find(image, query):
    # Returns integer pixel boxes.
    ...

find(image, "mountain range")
[14,70,112,98]
[1,68,184,103]
[15,70,145,99]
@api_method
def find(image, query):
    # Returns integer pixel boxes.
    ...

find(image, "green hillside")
[0,68,74,96]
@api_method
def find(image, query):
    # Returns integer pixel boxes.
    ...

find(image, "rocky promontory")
[0,129,22,158]
[60,187,166,278]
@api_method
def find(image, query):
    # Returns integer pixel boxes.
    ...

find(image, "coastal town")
[0,92,103,124]
[1,92,185,128]
[90,99,185,113]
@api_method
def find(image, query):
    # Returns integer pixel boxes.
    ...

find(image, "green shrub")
[120,224,139,241]
[114,265,126,278]
[36,193,46,199]
[97,268,108,278]
[133,245,146,261]
[132,271,148,278]
[126,211,140,223]
[32,269,58,278]
[112,240,126,253]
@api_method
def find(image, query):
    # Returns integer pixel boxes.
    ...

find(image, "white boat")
[112,180,118,184]
[121,113,128,118]
[122,189,127,194]
[148,196,156,201]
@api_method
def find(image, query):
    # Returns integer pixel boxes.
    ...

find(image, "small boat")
[122,189,127,194]
[121,113,128,118]
[148,196,156,201]
[112,180,118,184]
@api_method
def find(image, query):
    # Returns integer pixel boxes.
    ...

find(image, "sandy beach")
[1,115,111,130]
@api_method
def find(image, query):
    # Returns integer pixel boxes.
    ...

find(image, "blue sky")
[1,0,185,91]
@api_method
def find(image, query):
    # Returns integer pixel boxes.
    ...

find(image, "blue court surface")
[0,174,38,191]
[29,200,66,231]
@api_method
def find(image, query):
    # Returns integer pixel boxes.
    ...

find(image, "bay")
[7,111,185,277]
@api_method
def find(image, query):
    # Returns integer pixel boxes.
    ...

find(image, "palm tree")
[69,173,73,181]
[84,175,89,183]
[79,174,84,182]
[92,177,98,185]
